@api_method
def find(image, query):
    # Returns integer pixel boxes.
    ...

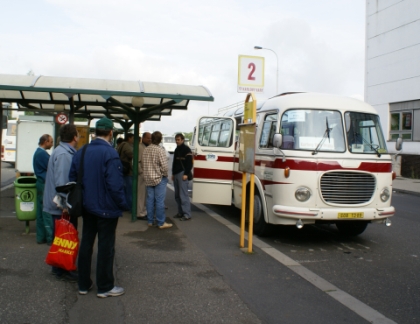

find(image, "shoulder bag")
[56,144,88,218]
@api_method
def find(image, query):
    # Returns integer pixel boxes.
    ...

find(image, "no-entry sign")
[55,113,68,124]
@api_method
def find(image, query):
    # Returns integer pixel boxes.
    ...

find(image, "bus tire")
[253,192,272,237]
[336,221,368,236]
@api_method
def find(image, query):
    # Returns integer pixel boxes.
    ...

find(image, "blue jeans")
[124,175,133,212]
[78,211,119,293]
[173,172,191,218]
[146,176,168,226]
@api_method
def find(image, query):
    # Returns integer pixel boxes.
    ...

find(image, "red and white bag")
[45,212,79,271]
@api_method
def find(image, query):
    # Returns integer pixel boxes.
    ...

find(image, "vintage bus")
[191,92,400,236]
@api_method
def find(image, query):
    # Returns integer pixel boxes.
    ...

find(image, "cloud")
[0,0,366,135]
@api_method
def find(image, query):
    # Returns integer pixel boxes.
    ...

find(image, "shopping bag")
[45,213,79,271]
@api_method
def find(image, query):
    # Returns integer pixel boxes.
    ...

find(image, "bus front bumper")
[272,205,395,222]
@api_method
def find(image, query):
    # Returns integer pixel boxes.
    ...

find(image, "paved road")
[204,190,420,324]
[1,162,16,188]
[2,155,418,323]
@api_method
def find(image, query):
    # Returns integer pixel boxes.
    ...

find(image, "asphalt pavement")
[0,177,418,323]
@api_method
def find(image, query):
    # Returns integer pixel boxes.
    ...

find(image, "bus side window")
[198,117,234,148]
[219,121,231,147]
[209,123,221,146]
[202,125,211,146]
[259,114,277,148]
[281,112,301,150]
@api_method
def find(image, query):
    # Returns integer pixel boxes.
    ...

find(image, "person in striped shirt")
[143,131,172,229]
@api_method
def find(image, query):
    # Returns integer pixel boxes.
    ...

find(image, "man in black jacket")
[171,133,192,221]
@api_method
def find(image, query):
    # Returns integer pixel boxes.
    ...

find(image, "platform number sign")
[238,55,265,93]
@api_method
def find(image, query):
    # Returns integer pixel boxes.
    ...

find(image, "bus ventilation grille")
[320,171,376,205]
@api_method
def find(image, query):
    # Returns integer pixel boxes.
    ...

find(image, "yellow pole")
[248,174,255,252]
[240,172,247,248]
[243,93,257,253]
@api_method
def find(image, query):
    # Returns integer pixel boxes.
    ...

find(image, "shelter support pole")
[68,97,75,124]
[0,102,2,186]
[131,108,140,222]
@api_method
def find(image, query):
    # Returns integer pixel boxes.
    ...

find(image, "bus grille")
[320,172,376,205]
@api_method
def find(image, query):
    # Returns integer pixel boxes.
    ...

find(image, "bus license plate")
[337,212,364,219]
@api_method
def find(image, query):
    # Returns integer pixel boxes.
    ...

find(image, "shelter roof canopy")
[0,74,214,122]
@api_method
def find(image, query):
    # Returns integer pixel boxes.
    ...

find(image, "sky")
[0,0,366,135]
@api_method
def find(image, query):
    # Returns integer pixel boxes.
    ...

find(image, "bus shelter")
[0,73,214,220]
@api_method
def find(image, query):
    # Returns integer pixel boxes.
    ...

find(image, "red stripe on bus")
[194,168,235,180]
[254,159,391,172]
[194,156,392,174]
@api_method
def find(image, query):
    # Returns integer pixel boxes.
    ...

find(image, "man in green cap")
[70,117,128,298]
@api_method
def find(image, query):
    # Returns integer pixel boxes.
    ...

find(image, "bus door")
[192,116,236,205]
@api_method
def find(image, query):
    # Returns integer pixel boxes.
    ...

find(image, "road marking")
[167,184,397,324]
[1,183,14,192]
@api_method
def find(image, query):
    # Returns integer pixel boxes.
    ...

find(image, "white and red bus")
[191,92,401,236]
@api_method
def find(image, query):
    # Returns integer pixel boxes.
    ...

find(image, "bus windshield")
[345,112,388,154]
[280,109,345,152]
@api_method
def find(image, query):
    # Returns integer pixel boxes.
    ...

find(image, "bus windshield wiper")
[312,117,332,155]
[353,132,381,157]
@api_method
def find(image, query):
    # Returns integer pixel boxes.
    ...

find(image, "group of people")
[115,130,192,227]
[32,118,193,299]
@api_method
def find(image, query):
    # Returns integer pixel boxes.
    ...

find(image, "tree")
[183,132,193,141]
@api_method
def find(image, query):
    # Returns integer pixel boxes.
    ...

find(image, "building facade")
[365,0,420,178]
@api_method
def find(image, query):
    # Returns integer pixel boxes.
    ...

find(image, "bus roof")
[217,93,376,118]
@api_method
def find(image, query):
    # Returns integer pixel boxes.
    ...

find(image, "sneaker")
[158,222,173,229]
[148,223,154,227]
[97,286,125,298]
[79,283,94,295]
[173,213,183,218]
[179,216,191,221]
[56,271,78,283]
[136,216,147,220]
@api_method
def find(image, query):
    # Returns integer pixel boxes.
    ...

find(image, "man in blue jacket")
[33,134,54,244]
[69,117,128,298]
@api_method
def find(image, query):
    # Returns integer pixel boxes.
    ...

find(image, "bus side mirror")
[395,137,403,151]
[273,133,282,148]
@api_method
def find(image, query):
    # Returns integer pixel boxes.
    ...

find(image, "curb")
[392,188,420,197]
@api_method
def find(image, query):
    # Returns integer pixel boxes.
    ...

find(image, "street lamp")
[254,46,279,95]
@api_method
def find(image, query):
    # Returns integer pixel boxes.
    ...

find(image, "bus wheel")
[336,221,368,236]
[253,193,272,237]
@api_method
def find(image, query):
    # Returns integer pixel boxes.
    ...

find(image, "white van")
[2,119,17,165]
[191,92,398,236]
[162,136,177,153]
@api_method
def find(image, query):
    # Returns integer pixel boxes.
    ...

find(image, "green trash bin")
[14,177,37,230]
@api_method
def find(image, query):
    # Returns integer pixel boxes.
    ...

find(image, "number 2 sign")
[237,55,265,93]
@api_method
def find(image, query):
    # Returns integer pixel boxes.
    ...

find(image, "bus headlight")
[380,188,390,202]
[295,187,311,202]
